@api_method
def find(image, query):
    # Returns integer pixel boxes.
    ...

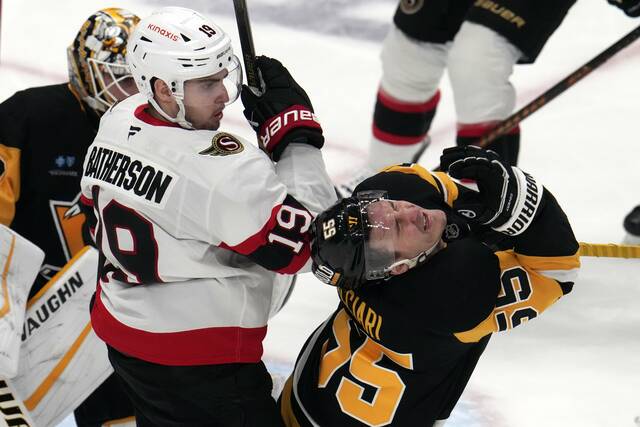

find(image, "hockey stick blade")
[233,0,260,90]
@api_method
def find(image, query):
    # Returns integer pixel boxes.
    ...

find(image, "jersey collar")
[134,104,181,128]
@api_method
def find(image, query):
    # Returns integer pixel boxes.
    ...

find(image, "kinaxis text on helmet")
[147,23,179,41]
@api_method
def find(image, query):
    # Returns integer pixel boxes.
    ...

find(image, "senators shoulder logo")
[199,132,244,156]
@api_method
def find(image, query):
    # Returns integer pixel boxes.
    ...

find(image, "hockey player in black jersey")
[279,146,580,426]
[0,8,138,426]
[337,0,640,197]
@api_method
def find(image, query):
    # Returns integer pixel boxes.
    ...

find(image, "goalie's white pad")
[10,246,113,427]
[0,224,45,378]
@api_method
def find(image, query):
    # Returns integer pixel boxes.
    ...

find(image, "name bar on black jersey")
[83,145,175,206]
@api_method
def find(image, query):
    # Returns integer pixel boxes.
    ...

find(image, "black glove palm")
[241,56,323,161]
[440,146,543,236]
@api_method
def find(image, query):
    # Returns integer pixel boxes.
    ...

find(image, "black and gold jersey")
[280,164,580,427]
[0,83,99,296]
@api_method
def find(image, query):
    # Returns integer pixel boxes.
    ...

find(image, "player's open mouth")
[214,111,223,120]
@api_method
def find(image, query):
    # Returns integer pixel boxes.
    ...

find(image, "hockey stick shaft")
[477,24,640,147]
[578,242,640,258]
[233,0,260,89]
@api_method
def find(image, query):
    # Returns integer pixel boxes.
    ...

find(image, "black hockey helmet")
[310,191,396,290]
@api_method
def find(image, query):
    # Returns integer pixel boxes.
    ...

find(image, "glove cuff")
[259,105,322,155]
[270,127,324,161]
[492,168,543,236]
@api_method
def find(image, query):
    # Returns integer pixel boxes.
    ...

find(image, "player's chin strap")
[386,239,446,275]
[148,97,194,129]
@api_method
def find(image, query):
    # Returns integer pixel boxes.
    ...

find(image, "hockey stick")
[578,242,640,258]
[475,24,640,148]
[232,0,260,90]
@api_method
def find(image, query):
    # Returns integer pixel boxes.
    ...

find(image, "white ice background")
[1,0,639,426]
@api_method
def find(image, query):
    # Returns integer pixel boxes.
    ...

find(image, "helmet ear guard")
[67,8,140,113]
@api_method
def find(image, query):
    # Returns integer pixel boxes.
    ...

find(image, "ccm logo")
[147,24,179,41]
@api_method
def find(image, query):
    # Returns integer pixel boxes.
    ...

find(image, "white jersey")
[80,94,335,366]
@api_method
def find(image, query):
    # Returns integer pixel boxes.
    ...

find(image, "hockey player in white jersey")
[79,6,335,426]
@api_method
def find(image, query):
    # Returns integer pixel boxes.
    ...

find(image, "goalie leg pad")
[0,224,45,378]
[11,247,114,427]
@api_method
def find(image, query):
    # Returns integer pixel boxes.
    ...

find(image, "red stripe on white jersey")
[80,194,93,207]
[277,243,310,275]
[134,104,181,128]
[91,283,267,366]
[219,203,282,255]
[218,202,312,274]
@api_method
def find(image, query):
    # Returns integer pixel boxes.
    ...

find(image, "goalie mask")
[127,7,243,129]
[67,8,140,113]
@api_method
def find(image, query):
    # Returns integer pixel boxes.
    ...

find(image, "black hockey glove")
[241,56,324,161]
[440,145,543,236]
[608,0,640,17]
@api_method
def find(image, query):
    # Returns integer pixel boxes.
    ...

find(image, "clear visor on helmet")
[223,54,242,105]
[182,54,243,109]
[88,58,138,109]
[354,191,398,281]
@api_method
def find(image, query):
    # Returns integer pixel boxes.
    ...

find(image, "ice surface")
[1,0,638,425]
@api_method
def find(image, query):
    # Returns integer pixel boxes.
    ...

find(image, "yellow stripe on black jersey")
[0,144,21,226]
[355,164,459,207]
[454,248,580,343]
[280,376,302,427]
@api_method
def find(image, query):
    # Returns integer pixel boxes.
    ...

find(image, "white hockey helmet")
[127,7,242,128]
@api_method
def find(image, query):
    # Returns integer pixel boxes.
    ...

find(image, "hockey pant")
[108,346,284,427]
